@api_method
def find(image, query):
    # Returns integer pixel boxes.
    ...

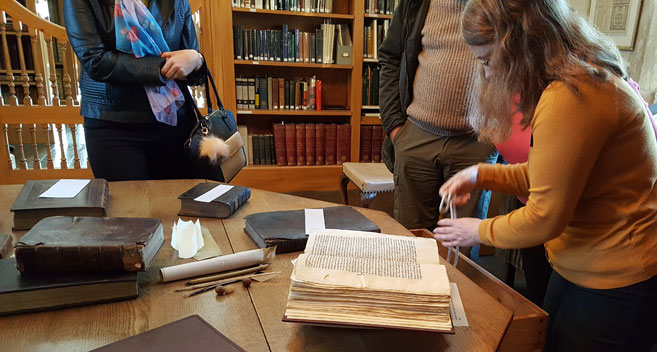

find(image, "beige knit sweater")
[406,0,477,135]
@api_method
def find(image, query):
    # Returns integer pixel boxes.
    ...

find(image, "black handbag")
[183,71,246,182]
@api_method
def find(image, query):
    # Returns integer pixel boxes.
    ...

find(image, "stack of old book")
[284,229,453,332]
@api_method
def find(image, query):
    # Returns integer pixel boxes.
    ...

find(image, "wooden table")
[0,180,520,351]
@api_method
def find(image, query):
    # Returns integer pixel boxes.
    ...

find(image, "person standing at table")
[378,0,498,233]
[435,0,657,350]
[64,0,207,181]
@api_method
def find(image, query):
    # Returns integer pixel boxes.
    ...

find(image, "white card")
[193,184,234,203]
[39,179,90,198]
[449,282,469,327]
[304,209,326,235]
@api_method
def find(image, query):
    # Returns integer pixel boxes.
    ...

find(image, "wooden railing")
[0,0,209,185]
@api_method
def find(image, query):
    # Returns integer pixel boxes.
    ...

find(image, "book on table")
[283,229,453,333]
[244,206,380,254]
[0,258,138,316]
[10,179,109,230]
[15,216,164,275]
[178,183,251,219]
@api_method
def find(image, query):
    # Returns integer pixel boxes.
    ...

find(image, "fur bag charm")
[198,136,230,164]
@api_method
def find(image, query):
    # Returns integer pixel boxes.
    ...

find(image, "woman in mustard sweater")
[433,0,657,350]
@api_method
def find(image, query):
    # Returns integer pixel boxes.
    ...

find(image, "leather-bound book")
[0,235,13,259]
[305,124,316,165]
[15,216,164,275]
[0,258,138,316]
[285,123,296,165]
[315,124,326,165]
[244,206,380,253]
[272,78,279,109]
[337,124,352,164]
[278,78,285,110]
[93,315,245,352]
[325,123,337,165]
[272,123,287,166]
[360,125,373,162]
[178,183,251,219]
[296,123,306,165]
[371,125,383,163]
[264,133,273,165]
[11,179,109,230]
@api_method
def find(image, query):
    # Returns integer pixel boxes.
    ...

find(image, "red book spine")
[360,125,373,162]
[273,123,287,166]
[305,124,316,166]
[337,124,351,164]
[285,124,296,166]
[296,123,306,165]
[278,78,285,110]
[315,124,326,165]
[316,80,322,111]
[371,125,383,163]
[325,123,337,165]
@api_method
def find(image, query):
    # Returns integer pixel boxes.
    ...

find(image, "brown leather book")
[325,123,337,164]
[337,124,352,164]
[315,124,326,165]
[11,179,109,230]
[0,258,138,316]
[272,77,279,109]
[272,122,287,166]
[360,125,373,162]
[372,125,383,163]
[305,123,316,166]
[278,78,285,110]
[243,206,380,253]
[178,183,251,219]
[15,216,164,275]
[0,234,13,259]
[93,315,246,352]
[296,123,306,165]
[285,123,297,165]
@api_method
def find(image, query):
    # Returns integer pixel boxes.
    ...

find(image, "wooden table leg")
[340,173,350,205]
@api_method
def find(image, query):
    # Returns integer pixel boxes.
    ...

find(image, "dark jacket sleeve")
[180,0,207,86]
[63,0,167,85]
[378,0,407,135]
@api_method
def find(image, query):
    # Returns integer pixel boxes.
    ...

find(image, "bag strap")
[182,69,231,148]
[204,70,224,113]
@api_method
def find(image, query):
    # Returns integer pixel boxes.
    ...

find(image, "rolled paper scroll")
[160,246,276,282]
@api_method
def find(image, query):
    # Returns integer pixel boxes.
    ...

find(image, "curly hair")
[461,0,627,142]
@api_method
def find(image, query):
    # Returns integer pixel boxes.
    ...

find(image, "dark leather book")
[272,77,279,109]
[268,134,276,165]
[15,216,164,275]
[315,123,326,165]
[296,123,306,165]
[0,234,12,259]
[273,123,287,166]
[244,206,380,254]
[11,179,109,230]
[258,134,267,165]
[252,133,261,165]
[93,315,245,352]
[278,77,285,110]
[285,123,297,165]
[0,258,138,316]
[264,133,273,165]
[360,125,373,162]
[372,125,383,163]
[305,123,316,165]
[325,123,337,164]
[337,124,352,164]
[178,183,251,219]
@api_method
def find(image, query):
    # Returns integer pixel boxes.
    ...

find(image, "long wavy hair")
[461,0,627,142]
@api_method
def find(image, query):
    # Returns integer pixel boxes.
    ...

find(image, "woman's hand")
[433,218,482,248]
[440,165,479,206]
[160,50,203,80]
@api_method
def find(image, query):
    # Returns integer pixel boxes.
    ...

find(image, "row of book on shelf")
[365,0,399,14]
[233,23,351,65]
[232,0,334,13]
[364,19,390,60]
[362,65,380,106]
[236,76,322,111]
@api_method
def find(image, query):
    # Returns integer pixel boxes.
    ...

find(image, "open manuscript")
[284,229,452,333]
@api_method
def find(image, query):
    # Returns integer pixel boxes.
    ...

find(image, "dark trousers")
[544,271,657,352]
[521,245,553,306]
[84,117,194,181]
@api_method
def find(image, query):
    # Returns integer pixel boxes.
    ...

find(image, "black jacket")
[64,0,207,123]
[378,0,430,171]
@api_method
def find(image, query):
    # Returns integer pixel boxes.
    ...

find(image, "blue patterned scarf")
[114,0,185,126]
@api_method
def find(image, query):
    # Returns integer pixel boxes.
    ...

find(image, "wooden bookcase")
[213,0,366,192]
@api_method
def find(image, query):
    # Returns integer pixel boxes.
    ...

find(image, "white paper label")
[449,282,469,327]
[304,209,326,235]
[252,61,259,65]
[39,179,90,198]
[194,184,233,203]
